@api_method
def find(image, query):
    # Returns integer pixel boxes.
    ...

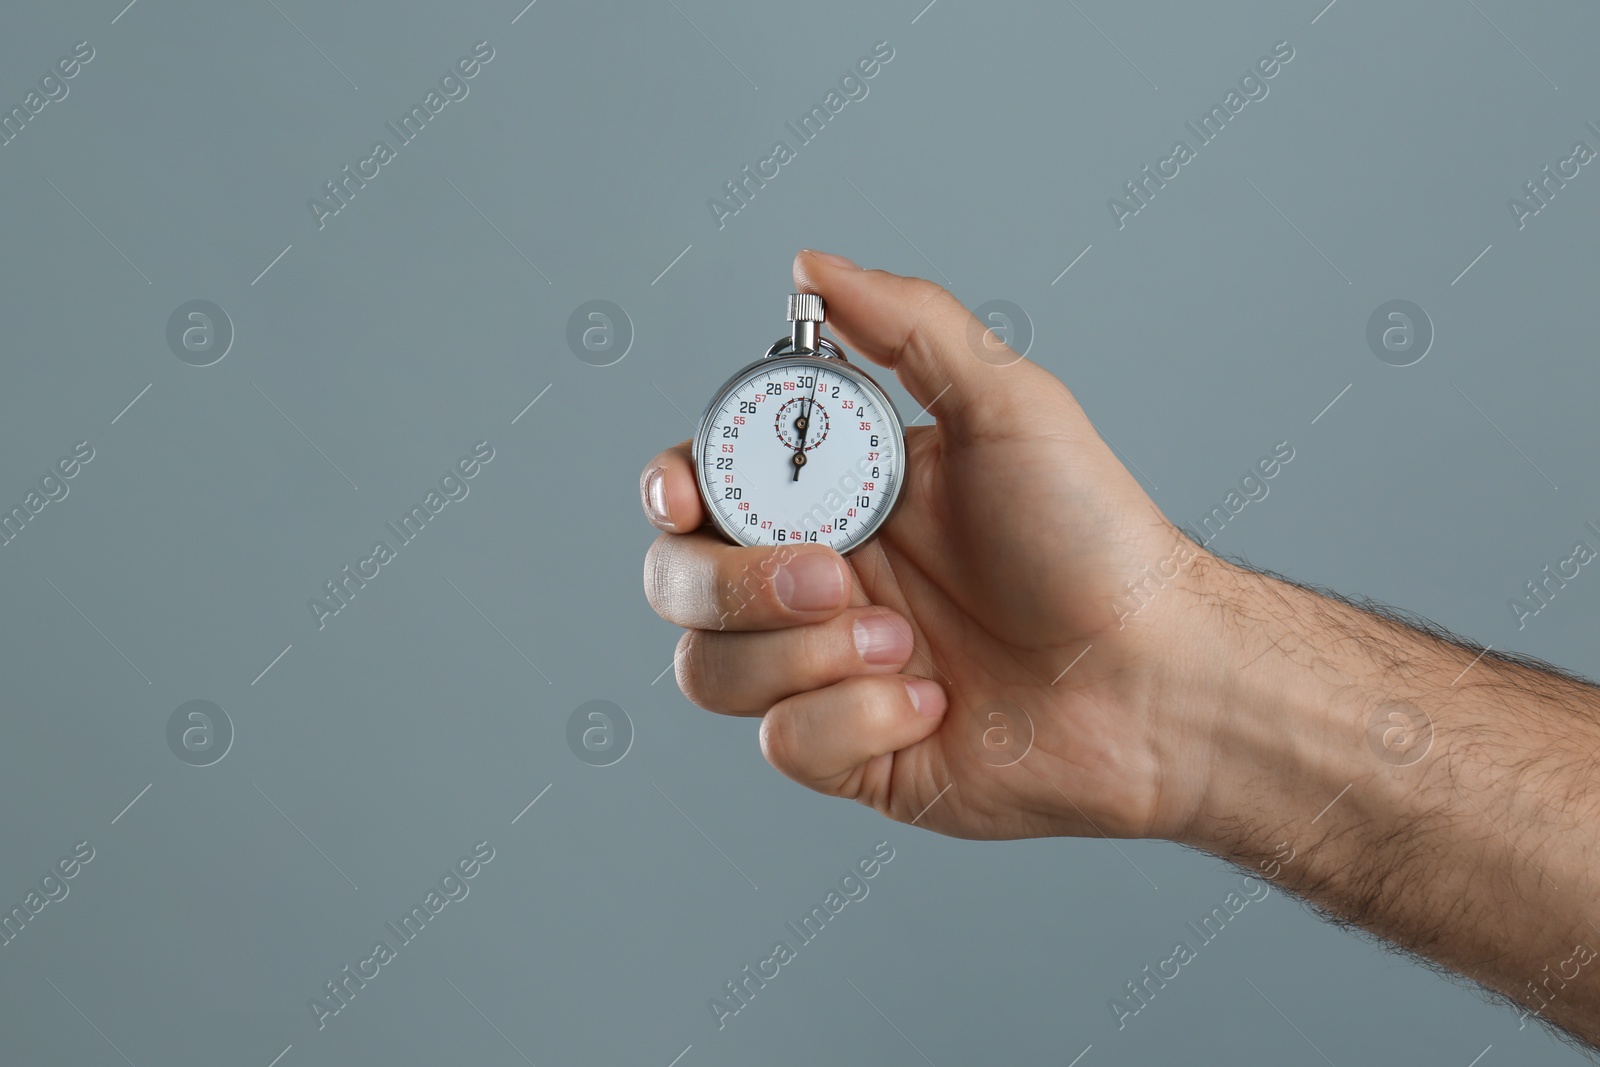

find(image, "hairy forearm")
[1178,560,1600,1043]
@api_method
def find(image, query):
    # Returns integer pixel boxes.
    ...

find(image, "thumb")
[792,250,1060,436]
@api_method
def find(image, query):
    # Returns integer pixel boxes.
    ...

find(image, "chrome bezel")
[694,341,908,556]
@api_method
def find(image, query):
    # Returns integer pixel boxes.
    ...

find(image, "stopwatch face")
[695,354,906,555]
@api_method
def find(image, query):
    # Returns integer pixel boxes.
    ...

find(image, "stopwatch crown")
[786,293,825,324]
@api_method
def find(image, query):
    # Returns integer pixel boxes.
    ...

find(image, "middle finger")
[675,607,916,715]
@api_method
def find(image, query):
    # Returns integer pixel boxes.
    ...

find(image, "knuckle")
[674,630,749,714]
[794,621,835,672]
[715,549,783,624]
[642,537,676,618]
[672,630,713,708]
[870,676,909,725]
[840,674,897,728]
[758,708,794,772]
[898,279,958,369]
[902,273,949,308]
[645,535,723,627]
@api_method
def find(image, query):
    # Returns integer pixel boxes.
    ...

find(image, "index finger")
[640,440,706,534]
[644,532,851,631]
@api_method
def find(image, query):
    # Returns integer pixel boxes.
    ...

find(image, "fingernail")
[773,553,846,612]
[642,466,672,528]
[904,678,946,718]
[804,249,859,270]
[853,613,912,665]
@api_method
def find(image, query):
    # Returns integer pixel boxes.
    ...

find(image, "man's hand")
[640,250,1227,843]
[642,251,1600,1048]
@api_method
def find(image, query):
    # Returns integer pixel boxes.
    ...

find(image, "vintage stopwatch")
[694,294,907,555]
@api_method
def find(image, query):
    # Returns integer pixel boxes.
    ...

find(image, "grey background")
[1,0,1595,1064]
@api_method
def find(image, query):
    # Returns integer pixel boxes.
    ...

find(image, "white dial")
[695,354,906,554]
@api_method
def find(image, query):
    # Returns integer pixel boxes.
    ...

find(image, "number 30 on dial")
[694,353,907,555]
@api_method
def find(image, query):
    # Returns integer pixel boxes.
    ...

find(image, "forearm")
[1178,560,1600,1041]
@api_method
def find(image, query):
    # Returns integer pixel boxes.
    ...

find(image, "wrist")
[1159,558,1378,858]
[1119,542,1600,1043]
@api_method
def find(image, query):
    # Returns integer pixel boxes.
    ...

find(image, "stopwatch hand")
[792,376,822,481]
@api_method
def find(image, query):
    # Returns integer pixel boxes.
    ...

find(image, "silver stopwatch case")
[693,297,908,555]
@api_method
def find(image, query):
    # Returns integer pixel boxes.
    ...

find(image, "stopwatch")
[694,293,907,555]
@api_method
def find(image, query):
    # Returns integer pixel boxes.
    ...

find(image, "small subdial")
[774,397,830,451]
